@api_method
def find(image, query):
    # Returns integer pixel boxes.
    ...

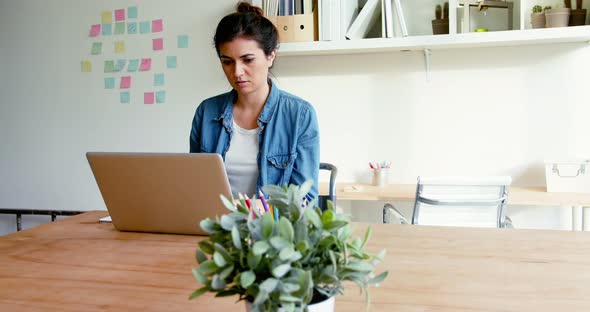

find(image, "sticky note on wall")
[127,59,139,72]
[120,76,131,89]
[153,38,163,51]
[156,91,165,104]
[104,60,115,73]
[114,22,125,35]
[178,35,189,48]
[104,77,115,89]
[120,91,130,104]
[89,24,101,37]
[102,23,112,35]
[127,6,138,19]
[140,58,151,71]
[101,11,112,23]
[152,19,163,32]
[166,56,176,69]
[115,41,125,53]
[81,60,92,72]
[127,22,137,34]
[115,9,125,22]
[116,59,126,71]
[91,42,102,55]
[154,73,165,86]
[139,21,150,34]
[144,92,155,104]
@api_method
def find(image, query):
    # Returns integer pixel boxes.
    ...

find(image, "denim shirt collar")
[214,79,279,131]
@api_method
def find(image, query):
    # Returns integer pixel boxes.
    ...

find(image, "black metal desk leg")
[16,214,22,231]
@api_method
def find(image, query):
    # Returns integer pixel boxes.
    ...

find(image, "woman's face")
[219,37,276,97]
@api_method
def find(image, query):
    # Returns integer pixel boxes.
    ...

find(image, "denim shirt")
[189,80,320,200]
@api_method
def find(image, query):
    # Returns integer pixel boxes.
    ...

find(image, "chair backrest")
[412,176,512,228]
[319,163,338,211]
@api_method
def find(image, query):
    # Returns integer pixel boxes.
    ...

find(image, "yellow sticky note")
[81,60,92,72]
[115,40,125,54]
[101,11,113,24]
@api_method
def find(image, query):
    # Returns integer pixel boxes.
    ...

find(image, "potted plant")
[569,0,587,26]
[432,2,450,35]
[545,1,571,27]
[531,5,547,28]
[189,181,388,312]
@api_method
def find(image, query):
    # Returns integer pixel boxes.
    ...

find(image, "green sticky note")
[127,59,139,72]
[114,22,125,35]
[104,77,115,89]
[104,60,116,73]
[139,21,150,34]
[156,91,165,103]
[127,6,138,19]
[116,59,126,71]
[127,22,137,34]
[91,42,102,55]
[120,91,130,104]
[154,73,165,86]
[102,23,112,35]
[166,56,177,69]
[177,35,189,48]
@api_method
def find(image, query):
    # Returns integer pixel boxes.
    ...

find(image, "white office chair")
[412,176,513,228]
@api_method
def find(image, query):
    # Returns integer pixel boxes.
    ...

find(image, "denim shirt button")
[283,163,288,168]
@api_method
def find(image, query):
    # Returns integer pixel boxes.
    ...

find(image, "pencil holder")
[372,168,389,187]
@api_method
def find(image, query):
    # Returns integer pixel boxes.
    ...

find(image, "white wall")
[1,0,589,234]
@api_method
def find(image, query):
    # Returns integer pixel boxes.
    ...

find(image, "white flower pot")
[545,8,571,28]
[245,296,335,312]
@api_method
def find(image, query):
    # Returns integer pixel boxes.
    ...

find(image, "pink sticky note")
[120,76,131,89]
[89,24,101,37]
[115,9,125,21]
[140,58,151,71]
[153,38,163,51]
[152,19,163,32]
[144,92,155,104]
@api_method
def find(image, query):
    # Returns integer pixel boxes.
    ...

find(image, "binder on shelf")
[345,0,380,40]
[267,14,316,43]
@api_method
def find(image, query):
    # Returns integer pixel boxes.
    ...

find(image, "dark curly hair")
[214,2,279,57]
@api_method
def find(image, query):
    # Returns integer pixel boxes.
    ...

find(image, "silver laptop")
[86,152,232,235]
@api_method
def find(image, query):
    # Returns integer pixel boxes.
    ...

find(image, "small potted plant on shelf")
[569,0,587,26]
[531,5,547,28]
[545,1,571,27]
[189,181,388,312]
[432,2,450,35]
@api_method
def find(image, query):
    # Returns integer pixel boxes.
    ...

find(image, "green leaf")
[253,240,270,256]
[279,246,295,261]
[281,302,295,312]
[247,250,262,269]
[321,209,334,225]
[269,236,290,250]
[192,268,208,285]
[213,252,227,267]
[231,226,242,250]
[261,213,275,239]
[368,271,389,285]
[278,217,294,242]
[281,283,300,293]
[188,286,209,300]
[295,240,309,253]
[279,295,301,303]
[272,264,291,278]
[200,218,219,234]
[305,207,322,229]
[214,243,231,259]
[195,250,208,264]
[211,274,226,290]
[220,215,235,231]
[346,261,373,272]
[240,270,256,288]
[253,289,269,306]
[198,260,218,276]
[219,264,234,279]
[324,220,347,231]
[198,241,215,255]
[220,195,236,212]
[259,278,279,293]
[361,227,372,249]
[215,288,240,297]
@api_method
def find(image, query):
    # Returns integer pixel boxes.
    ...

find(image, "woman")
[189,2,320,201]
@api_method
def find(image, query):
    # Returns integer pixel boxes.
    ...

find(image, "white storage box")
[545,160,590,193]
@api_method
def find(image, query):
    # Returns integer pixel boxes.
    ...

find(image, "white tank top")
[224,120,260,198]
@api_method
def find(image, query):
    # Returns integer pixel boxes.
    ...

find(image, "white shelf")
[277,26,590,56]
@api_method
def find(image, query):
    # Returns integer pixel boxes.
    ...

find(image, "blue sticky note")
[104,77,115,89]
[154,73,165,86]
[115,59,126,72]
[177,35,189,48]
[166,56,177,69]
[127,6,138,19]
[127,59,139,72]
[127,22,137,34]
[104,60,115,73]
[102,23,112,35]
[156,91,165,104]
[120,91,130,104]
[139,21,150,34]
[114,22,125,35]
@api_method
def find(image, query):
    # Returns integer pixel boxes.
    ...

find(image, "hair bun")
[237,2,264,16]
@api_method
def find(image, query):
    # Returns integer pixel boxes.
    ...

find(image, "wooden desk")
[2,211,590,311]
[321,182,590,230]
